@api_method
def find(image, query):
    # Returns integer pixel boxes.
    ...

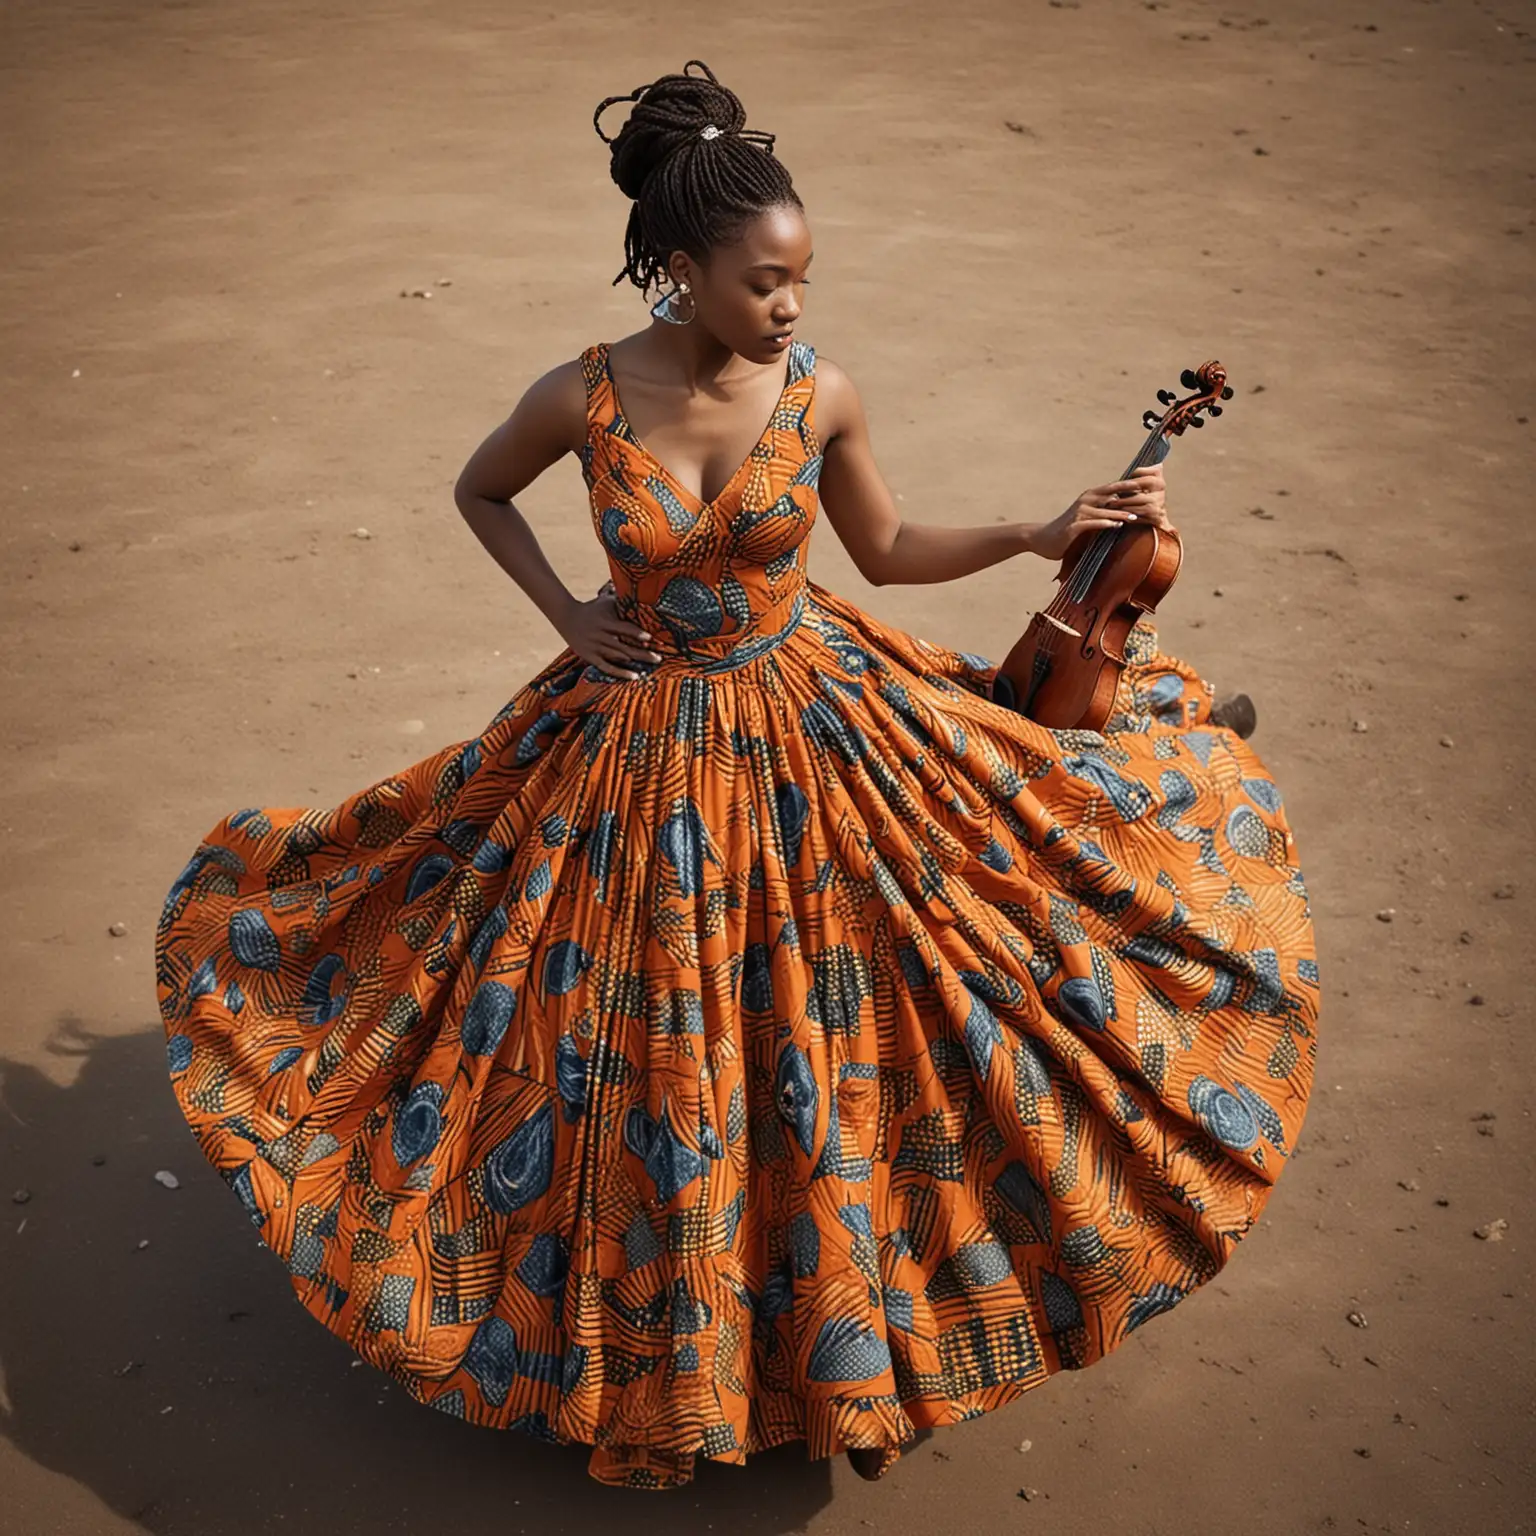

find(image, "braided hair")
[593,60,803,299]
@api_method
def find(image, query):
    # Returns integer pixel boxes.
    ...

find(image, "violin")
[989,362,1235,732]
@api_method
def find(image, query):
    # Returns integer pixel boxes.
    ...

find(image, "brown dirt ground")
[1,1,1532,1532]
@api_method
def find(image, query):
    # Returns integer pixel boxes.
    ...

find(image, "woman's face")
[668,203,813,364]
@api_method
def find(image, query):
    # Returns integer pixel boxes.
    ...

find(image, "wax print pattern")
[154,337,1320,1489]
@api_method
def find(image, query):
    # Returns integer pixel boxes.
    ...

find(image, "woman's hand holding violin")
[1027,464,1173,562]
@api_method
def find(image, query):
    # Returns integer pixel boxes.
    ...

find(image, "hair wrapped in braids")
[593,59,802,298]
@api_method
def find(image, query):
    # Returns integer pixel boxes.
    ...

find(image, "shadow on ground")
[0,1020,837,1535]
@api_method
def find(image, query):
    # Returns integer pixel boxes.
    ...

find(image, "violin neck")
[1121,427,1172,481]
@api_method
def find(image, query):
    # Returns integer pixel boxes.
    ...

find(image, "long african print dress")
[154,337,1320,1489]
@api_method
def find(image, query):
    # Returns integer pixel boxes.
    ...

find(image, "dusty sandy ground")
[2,0,1532,1531]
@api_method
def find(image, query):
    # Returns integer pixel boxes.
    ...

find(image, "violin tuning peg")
[1207,404,1223,417]
[1142,410,1161,429]
[1220,386,1234,400]
[1190,415,1205,427]
[1179,368,1200,390]
[1156,389,1174,404]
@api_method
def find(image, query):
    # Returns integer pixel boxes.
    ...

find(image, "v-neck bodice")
[578,338,823,676]
[598,341,797,510]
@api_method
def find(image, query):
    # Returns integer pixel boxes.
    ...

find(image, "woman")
[154,60,1319,1491]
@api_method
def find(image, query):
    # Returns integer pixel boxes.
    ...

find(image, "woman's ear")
[666,249,699,290]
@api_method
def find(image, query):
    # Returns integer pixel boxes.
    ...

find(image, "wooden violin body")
[990,362,1233,733]
[991,515,1183,730]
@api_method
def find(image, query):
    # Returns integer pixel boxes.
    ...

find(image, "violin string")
[1044,426,1165,617]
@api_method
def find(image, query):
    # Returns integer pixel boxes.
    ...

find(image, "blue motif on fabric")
[595,506,645,568]
[300,953,349,1026]
[776,782,810,869]
[266,1044,302,1076]
[1039,1270,1084,1331]
[513,710,565,767]
[807,1315,892,1383]
[542,939,592,997]
[1057,975,1108,1031]
[741,942,774,1012]
[515,1232,569,1298]
[790,1210,821,1276]
[659,798,714,896]
[961,981,1004,1080]
[468,906,509,973]
[480,1100,556,1214]
[1186,1074,1260,1151]
[228,908,282,972]
[1063,755,1154,821]
[392,1081,446,1166]
[994,1159,1052,1239]
[623,1098,704,1205]
[657,576,724,639]
[461,980,517,1056]
[555,1033,586,1120]
[775,1043,820,1156]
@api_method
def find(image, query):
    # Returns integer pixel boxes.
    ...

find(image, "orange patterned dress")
[154,337,1320,1489]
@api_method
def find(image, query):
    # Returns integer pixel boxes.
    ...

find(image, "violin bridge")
[1040,613,1081,639]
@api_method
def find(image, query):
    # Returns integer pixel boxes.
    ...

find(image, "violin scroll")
[1140,361,1236,437]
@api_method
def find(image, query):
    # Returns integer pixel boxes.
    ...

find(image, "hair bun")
[594,60,749,201]
[592,59,801,299]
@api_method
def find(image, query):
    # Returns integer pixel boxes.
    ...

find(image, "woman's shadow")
[0,1020,838,1534]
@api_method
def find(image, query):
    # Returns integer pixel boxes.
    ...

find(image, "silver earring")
[650,281,696,325]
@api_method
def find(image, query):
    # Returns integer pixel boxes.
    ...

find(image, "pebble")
[1375,908,1394,922]
[1018,1439,1033,1454]
[353,527,371,540]
[136,1238,150,1250]
[399,719,426,735]
[1213,587,1224,597]
[1468,994,1485,1007]
[1473,1218,1508,1242]
[154,1169,180,1190]
[12,1189,31,1205]
[1459,930,1474,945]
[1397,1178,1420,1191]
[1347,1310,1368,1328]
[108,920,128,936]
[1352,719,1369,733]
[1492,883,1516,900]
[1439,736,1454,748]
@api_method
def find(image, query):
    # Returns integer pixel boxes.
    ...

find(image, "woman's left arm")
[813,358,1033,586]
[814,359,1167,586]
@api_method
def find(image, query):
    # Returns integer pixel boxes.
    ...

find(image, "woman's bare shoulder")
[454,352,590,505]
[810,353,865,445]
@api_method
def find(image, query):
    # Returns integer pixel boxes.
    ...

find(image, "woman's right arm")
[454,361,659,679]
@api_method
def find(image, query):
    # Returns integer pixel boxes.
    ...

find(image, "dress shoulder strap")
[579,342,611,419]
[576,343,616,485]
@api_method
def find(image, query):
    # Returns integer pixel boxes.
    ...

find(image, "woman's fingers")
[595,655,641,680]
[604,629,662,662]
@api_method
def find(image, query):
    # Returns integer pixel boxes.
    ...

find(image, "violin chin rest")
[991,673,1019,711]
